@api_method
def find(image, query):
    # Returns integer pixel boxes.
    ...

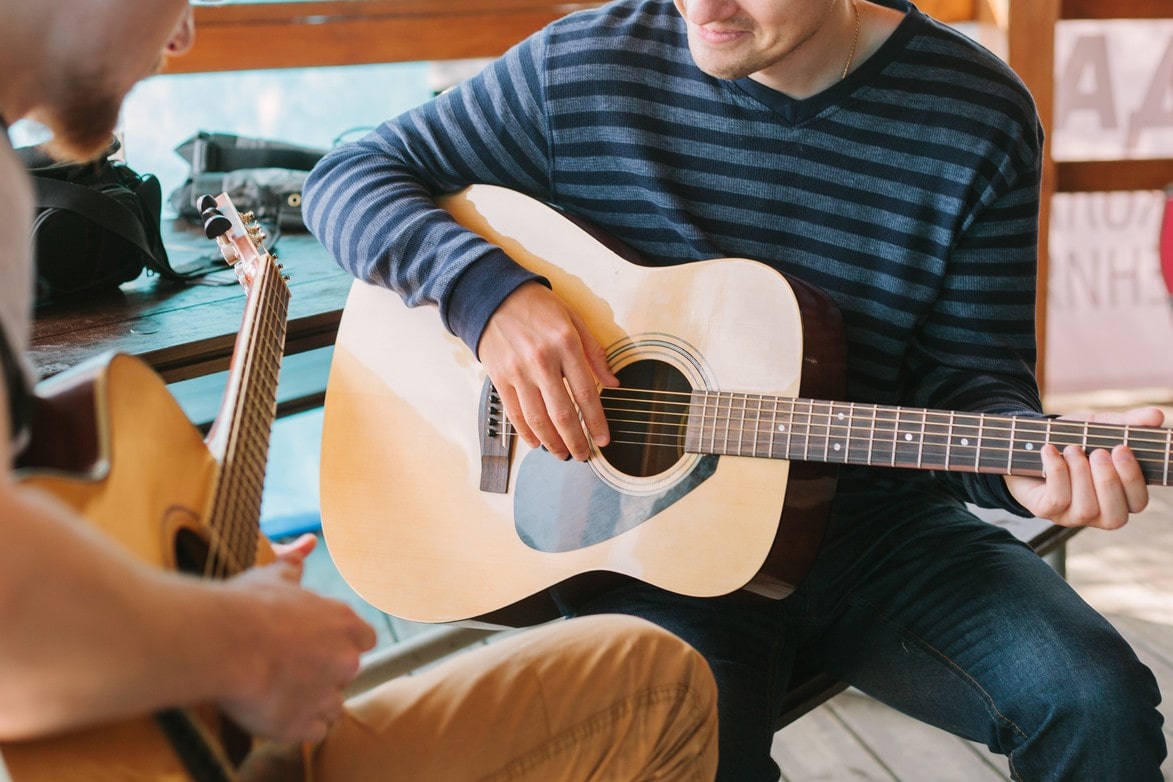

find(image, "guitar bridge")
[478,379,515,493]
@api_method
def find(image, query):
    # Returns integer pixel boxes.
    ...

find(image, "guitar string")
[206,250,288,580]
[221,273,284,576]
[504,387,1173,461]
[217,272,271,579]
[596,387,1173,448]
[594,415,1173,462]
[590,421,1170,477]
[208,301,265,580]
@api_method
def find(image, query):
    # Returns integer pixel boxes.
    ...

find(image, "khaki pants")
[246,614,718,781]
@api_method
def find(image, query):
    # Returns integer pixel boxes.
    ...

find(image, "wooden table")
[31,219,350,428]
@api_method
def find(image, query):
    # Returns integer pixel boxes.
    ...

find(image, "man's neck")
[749,1,906,99]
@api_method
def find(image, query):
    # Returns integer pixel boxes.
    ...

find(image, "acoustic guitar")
[2,196,290,782]
[320,184,1172,627]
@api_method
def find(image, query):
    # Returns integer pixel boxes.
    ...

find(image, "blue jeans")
[556,488,1166,781]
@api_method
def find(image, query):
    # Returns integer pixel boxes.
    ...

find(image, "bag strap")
[30,176,220,282]
[31,176,166,266]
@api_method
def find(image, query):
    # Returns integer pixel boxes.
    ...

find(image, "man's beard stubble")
[29,52,164,163]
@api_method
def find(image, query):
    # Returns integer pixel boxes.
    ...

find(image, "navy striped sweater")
[304,0,1045,512]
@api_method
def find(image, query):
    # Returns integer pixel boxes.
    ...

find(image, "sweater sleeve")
[904,114,1046,514]
[302,32,557,355]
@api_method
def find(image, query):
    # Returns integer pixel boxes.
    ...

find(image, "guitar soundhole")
[174,527,234,579]
[174,528,211,575]
[600,359,691,478]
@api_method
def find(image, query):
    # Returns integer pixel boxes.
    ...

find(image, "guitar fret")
[747,394,758,457]
[725,392,738,456]
[1088,425,1125,453]
[824,402,845,464]
[809,401,821,461]
[768,395,779,459]
[915,409,926,468]
[724,394,732,454]
[1165,429,1171,485]
[952,417,977,468]
[797,400,807,461]
[1007,416,1018,473]
[811,401,831,463]
[865,403,876,466]
[712,392,722,455]
[842,402,855,464]
[699,389,708,452]
[974,415,984,470]
[709,392,720,454]
[945,411,955,470]
[1009,419,1041,474]
[724,393,734,455]
[746,395,759,454]
[893,406,914,466]
[873,405,898,466]
[922,411,950,471]
[982,413,1012,472]
[716,392,730,455]
[738,394,748,454]
[746,393,755,454]
[731,393,743,456]
[788,400,797,461]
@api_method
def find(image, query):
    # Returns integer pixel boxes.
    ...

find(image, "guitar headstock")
[197,193,288,294]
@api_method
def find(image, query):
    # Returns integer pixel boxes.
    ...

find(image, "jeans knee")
[1002,644,1166,781]
[1049,649,1161,729]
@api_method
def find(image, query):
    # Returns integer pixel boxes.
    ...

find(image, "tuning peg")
[197,194,232,239]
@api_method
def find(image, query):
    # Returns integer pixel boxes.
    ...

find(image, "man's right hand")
[217,537,376,742]
[477,281,620,461]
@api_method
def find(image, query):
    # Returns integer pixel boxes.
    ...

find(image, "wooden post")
[1006,0,1059,395]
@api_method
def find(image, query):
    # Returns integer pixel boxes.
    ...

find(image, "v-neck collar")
[731,0,922,126]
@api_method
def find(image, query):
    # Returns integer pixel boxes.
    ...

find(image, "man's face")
[673,0,841,86]
[31,2,195,161]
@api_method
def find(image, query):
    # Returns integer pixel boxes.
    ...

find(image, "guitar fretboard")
[203,206,291,577]
[680,391,1173,485]
[208,269,288,574]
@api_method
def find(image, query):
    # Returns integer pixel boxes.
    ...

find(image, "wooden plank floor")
[276,396,1173,781]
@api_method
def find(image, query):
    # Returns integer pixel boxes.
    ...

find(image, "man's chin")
[27,110,119,164]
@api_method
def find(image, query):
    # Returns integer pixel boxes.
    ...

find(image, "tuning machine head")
[197,194,232,239]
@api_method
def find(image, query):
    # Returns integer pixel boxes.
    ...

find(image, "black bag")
[20,138,217,306]
[169,131,326,231]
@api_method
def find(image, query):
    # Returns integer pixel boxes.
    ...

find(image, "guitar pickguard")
[514,448,718,552]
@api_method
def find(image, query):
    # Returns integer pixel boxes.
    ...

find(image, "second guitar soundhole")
[599,359,691,478]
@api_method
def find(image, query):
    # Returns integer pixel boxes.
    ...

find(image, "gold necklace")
[842,0,861,80]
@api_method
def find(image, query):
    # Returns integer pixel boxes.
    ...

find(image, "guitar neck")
[206,268,289,562]
[203,200,291,575]
[678,391,1173,486]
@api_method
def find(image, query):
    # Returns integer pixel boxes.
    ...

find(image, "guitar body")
[3,352,241,781]
[3,195,289,780]
[321,185,845,626]
[18,353,218,571]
